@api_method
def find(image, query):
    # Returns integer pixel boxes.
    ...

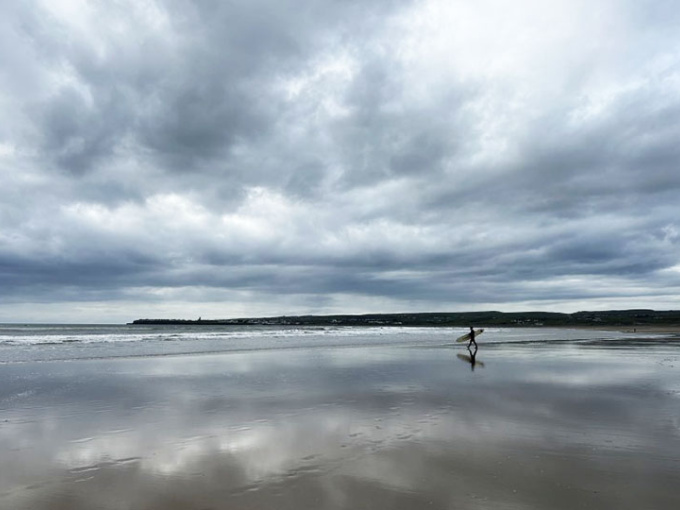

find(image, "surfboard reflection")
[457,344,484,371]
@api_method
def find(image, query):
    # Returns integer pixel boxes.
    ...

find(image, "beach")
[1,326,679,509]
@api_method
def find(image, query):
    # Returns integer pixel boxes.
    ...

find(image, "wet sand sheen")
[1,338,679,509]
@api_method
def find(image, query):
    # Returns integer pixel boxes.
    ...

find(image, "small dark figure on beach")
[468,326,477,349]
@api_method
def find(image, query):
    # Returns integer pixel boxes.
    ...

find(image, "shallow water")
[1,327,679,509]
[0,323,655,362]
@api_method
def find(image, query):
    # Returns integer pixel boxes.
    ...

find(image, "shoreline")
[129,309,680,328]
[568,324,680,335]
[2,330,679,509]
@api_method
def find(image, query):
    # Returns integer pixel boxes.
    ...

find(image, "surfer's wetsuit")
[468,327,477,348]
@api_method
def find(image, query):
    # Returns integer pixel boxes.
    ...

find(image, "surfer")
[468,326,477,348]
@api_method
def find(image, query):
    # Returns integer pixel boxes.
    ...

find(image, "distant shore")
[130,309,680,330]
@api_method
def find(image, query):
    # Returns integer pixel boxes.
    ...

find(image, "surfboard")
[455,328,484,343]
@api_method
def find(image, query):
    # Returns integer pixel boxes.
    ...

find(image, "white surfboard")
[456,328,484,343]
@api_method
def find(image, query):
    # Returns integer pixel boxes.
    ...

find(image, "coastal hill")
[131,309,680,327]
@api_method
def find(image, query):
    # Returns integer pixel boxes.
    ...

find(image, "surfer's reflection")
[457,344,485,371]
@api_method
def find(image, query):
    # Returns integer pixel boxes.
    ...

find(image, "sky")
[1,0,680,323]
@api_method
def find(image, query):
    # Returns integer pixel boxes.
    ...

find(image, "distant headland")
[130,310,680,328]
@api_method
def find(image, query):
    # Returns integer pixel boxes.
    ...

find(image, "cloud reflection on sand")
[1,342,679,509]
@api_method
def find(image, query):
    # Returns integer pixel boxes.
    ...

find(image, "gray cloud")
[2,0,680,321]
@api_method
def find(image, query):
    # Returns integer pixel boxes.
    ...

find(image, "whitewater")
[0,324,652,364]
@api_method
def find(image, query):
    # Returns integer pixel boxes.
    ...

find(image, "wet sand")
[572,324,680,335]
[1,337,679,509]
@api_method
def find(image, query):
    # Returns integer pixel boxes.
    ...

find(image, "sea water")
[0,323,656,364]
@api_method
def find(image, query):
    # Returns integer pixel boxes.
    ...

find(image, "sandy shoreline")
[2,335,679,509]
[567,324,680,334]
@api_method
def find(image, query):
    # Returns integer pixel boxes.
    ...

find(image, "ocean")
[0,323,657,364]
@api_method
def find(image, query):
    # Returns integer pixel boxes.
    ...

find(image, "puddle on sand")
[1,343,679,510]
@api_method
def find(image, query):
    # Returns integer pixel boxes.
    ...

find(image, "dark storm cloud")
[1,0,680,321]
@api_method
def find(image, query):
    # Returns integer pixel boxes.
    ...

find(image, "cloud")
[1,0,680,321]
